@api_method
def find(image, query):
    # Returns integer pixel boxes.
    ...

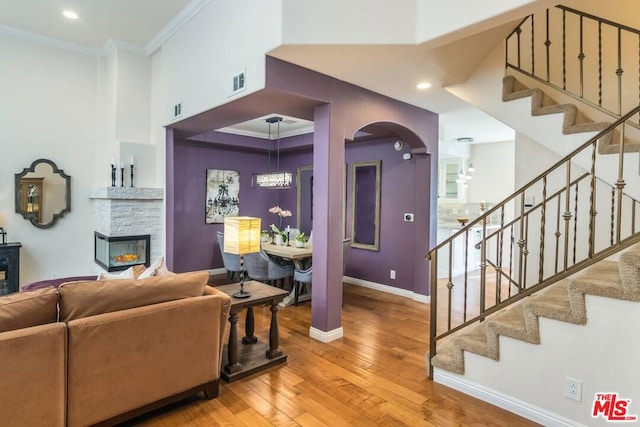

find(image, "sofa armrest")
[66,294,229,427]
[0,323,66,427]
[204,285,232,372]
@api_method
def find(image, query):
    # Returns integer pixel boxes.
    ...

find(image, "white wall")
[437,294,640,426]
[156,0,283,125]
[468,141,515,204]
[0,34,99,285]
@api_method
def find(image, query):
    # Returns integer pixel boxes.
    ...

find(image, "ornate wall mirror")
[351,160,381,251]
[15,159,71,228]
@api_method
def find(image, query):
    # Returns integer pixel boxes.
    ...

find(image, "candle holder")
[111,165,116,187]
[120,167,125,187]
[130,164,134,187]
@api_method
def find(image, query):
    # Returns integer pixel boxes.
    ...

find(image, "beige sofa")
[0,271,231,427]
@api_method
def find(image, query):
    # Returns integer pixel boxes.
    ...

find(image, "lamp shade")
[224,216,261,255]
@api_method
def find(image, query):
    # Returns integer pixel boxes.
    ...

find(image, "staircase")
[427,5,640,425]
[431,243,640,375]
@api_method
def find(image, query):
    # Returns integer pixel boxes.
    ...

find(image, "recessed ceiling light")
[63,10,79,20]
[416,82,432,90]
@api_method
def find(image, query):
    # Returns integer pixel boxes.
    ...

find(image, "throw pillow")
[137,256,165,279]
[96,266,135,281]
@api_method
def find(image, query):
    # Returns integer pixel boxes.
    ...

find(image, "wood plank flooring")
[131,283,538,426]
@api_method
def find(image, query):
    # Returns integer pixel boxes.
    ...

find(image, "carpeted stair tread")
[431,243,640,375]
[487,304,538,344]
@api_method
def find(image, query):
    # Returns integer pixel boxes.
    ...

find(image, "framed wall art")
[206,169,240,224]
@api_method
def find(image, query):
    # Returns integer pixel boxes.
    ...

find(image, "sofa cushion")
[0,287,59,333]
[22,275,97,292]
[58,270,209,322]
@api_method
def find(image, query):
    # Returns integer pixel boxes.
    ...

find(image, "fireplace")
[95,232,150,272]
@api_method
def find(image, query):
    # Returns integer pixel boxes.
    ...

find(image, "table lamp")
[224,216,261,298]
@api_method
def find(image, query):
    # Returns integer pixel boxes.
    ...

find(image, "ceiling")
[0,0,515,145]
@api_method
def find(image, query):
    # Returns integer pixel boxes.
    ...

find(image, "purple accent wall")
[171,141,278,272]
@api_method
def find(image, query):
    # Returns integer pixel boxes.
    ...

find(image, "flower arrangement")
[295,232,307,243]
[268,205,291,233]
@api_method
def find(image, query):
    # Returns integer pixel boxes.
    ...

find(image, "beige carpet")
[502,75,640,155]
[431,243,640,374]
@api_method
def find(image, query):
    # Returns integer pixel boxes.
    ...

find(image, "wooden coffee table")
[214,281,289,382]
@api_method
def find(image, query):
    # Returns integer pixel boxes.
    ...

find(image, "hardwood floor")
[132,283,538,426]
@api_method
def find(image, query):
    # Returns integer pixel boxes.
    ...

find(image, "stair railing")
[505,5,640,125]
[427,106,640,379]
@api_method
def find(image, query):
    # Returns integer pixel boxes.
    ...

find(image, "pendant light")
[251,116,296,189]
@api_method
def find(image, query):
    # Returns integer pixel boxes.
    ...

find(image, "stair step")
[502,75,640,155]
[488,304,538,344]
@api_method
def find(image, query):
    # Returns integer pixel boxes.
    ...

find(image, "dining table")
[261,242,312,270]
[261,242,313,306]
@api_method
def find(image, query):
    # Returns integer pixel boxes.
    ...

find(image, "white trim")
[145,0,211,55]
[434,369,586,427]
[309,326,343,342]
[343,276,430,304]
[0,24,99,56]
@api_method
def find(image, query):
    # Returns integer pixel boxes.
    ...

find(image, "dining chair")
[292,237,352,306]
[244,249,294,289]
[216,231,243,283]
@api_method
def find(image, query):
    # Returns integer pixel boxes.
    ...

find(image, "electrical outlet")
[390,270,396,279]
[564,377,582,402]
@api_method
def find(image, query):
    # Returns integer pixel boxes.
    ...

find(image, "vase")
[275,234,283,246]
[295,240,304,248]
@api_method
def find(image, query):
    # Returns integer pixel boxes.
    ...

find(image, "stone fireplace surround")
[89,188,164,269]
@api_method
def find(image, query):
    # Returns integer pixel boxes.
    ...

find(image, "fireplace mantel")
[89,187,163,200]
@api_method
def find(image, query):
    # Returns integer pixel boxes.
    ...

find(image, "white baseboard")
[343,276,430,304]
[309,326,343,342]
[433,369,585,427]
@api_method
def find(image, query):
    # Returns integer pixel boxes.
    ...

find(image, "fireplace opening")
[95,232,150,272]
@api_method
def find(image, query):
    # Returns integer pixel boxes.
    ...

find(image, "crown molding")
[144,0,211,55]
[0,0,211,58]
[0,24,99,56]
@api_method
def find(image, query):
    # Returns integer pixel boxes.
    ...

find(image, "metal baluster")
[531,14,535,75]
[463,230,469,322]
[554,190,562,274]
[599,22,603,106]
[517,193,526,287]
[447,242,453,330]
[539,176,547,282]
[617,28,624,116]
[573,181,579,265]
[578,16,585,99]
[523,215,530,289]
[562,9,567,90]
[588,141,598,257]
[615,123,626,244]
[610,187,616,246]
[509,225,514,296]
[563,161,572,270]
[497,206,505,302]
[480,218,487,317]
[429,253,437,380]
[545,9,551,82]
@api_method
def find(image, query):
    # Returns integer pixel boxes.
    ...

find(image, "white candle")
[130,155,134,165]
[111,157,115,166]
[120,162,124,169]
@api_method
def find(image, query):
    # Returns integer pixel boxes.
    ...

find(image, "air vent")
[231,70,246,95]
[172,102,182,119]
